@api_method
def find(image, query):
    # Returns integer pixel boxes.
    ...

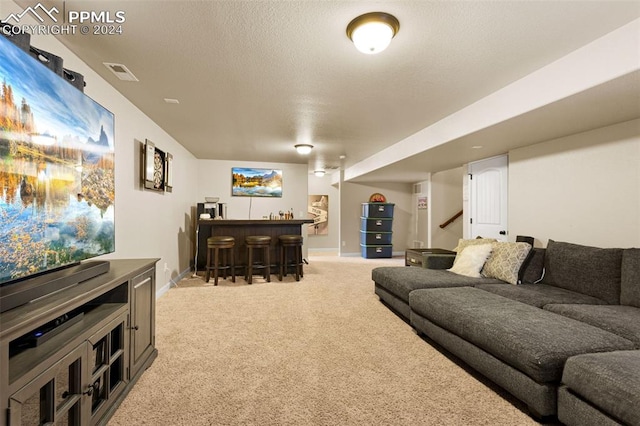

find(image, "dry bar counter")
[195,219,314,272]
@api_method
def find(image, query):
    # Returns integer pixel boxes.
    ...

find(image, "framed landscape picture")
[232,167,282,197]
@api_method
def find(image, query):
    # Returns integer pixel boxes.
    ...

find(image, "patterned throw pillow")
[448,244,493,278]
[482,242,532,285]
[452,238,497,265]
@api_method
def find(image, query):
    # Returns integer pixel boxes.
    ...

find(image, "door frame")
[463,154,509,240]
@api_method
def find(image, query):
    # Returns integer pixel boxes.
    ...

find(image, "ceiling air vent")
[103,62,139,81]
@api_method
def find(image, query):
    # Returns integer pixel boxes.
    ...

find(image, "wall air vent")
[413,183,422,194]
[103,62,139,81]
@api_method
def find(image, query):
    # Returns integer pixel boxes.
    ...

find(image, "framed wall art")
[308,195,328,235]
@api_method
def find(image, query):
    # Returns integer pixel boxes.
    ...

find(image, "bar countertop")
[197,219,314,225]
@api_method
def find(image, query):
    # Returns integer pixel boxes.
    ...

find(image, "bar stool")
[205,236,235,285]
[244,235,271,284]
[278,235,304,281]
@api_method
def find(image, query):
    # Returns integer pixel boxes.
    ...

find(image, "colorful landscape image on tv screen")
[232,167,282,197]
[0,36,115,285]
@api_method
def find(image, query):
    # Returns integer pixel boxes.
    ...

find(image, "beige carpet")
[108,255,539,426]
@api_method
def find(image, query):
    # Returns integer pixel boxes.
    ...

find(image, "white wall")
[14,3,200,294]
[509,119,640,248]
[412,178,430,248]
[430,167,464,250]
[307,172,339,251]
[196,160,308,220]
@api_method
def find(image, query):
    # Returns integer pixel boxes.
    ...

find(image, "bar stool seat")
[278,235,304,281]
[245,235,271,284]
[205,236,235,285]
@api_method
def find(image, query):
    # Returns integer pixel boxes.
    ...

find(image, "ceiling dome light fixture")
[346,12,400,55]
[314,170,326,177]
[294,144,313,155]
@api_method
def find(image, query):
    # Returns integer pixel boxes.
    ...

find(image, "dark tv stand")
[0,260,110,313]
[0,258,159,426]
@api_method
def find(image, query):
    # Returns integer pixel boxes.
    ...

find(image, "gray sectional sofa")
[372,240,640,425]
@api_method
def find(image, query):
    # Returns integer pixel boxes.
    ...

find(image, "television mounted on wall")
[231,167,282,197]
[0,34,115,310]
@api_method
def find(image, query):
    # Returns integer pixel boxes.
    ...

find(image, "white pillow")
[452,238,497,265]
[448,244,493,278]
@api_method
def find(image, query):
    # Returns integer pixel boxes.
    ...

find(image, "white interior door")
[469,155,508,241]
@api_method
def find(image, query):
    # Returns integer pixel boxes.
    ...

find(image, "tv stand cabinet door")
[129,267,156,380]
[9,343,89,425]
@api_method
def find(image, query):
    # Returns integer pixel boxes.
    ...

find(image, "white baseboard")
[339,252,361,257]
[340,251,405,258]
[156,267,191,298]
[308,248,340,253]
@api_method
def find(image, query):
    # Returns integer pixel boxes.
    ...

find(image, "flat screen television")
[232,167,282,197]
[0,34,115,309]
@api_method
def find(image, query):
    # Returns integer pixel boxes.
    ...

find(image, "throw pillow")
[453,238,497,265]
[482,242,532,285]
[448,244,493,278]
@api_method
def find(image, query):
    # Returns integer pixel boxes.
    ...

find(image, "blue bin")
[360,231,392,245]
[360,217,393,232]
[360,244,393,258]
[362,203,395,218]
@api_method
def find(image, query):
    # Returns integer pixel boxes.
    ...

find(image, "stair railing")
[439,209,463,229]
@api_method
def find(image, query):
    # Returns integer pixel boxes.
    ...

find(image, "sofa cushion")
[621,248,640,308]
[448,244,493,278]
[520,247,545,284]
[543,304,640,346]
[482,241,532,285]
[541,240,623,304]
[562,350,640,426]
[372,266,505,302]
[409,287,634,383]
[476,283,609,308]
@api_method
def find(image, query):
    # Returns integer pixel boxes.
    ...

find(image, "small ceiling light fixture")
[346,12,400,55]
[314,170,326,177]
[295,144,313,155]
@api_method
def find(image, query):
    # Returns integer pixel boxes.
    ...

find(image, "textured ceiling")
[11,0,640,180]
